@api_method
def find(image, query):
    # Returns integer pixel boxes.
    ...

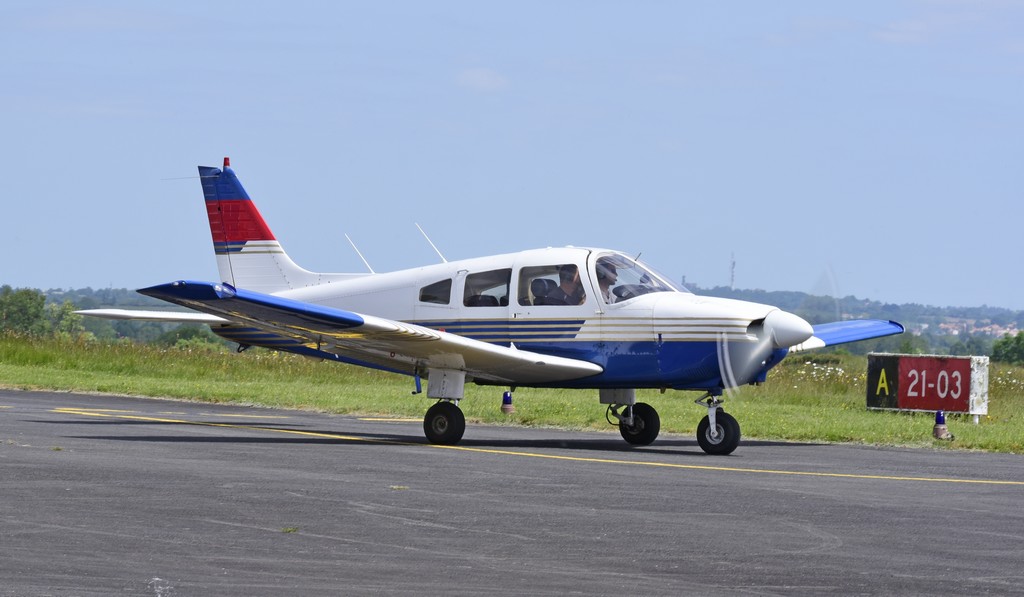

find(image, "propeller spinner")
[718,309,813,391]
[762,309,814,349]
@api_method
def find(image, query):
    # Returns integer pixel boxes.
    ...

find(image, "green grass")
[2,334,1022,452]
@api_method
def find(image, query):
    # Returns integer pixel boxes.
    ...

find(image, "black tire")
[619,402,661,446]
[423,401,466,445]
[696,410,741,455]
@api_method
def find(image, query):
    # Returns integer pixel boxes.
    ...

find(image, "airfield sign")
[866,353,989,416]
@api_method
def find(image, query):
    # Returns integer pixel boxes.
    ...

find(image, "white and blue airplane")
[81,158,904,455]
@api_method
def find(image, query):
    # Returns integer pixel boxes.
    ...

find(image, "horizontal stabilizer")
[75,308,228,324]
[789,319,905,353]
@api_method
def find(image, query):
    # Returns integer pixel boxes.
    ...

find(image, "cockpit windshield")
[594,253,687,303]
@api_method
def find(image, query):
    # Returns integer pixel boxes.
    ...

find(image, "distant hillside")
[685,285,1022,357]
[46,287,175,311]
[692,284,1023,332]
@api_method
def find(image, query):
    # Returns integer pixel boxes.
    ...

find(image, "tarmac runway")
[1,389,1022,596]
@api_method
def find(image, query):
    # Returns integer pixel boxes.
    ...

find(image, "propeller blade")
[716,331,773,391]
[716,310,812,391]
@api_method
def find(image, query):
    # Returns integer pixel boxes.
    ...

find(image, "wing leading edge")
[137,280,603,385]
[789,319,905,353]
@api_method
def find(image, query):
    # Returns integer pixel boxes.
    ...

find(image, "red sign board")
[867,355,973,412]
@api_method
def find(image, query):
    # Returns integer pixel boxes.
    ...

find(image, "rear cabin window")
[419,279,452,304]
[463,269,511,307]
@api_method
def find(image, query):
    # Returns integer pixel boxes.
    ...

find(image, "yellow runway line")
[52,407,1024,487]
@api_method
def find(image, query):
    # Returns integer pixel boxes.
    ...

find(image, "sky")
[1,1,1021,310]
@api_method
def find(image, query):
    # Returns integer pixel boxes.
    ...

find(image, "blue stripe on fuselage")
[509,338,722,390]
[415,318,586,343]
[413,317,713,387]
[213,313,782,392]
[413,317,787,391]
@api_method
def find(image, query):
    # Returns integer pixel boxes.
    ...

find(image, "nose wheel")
[695,394,741,455]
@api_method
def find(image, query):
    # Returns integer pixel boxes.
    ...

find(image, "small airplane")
[80,158,904,455]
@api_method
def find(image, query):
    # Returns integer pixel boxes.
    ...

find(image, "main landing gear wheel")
[423,401,465,445]
[696,409,740,455]
[619,402,661,446]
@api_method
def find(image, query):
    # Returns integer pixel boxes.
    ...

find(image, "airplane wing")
[130,280,603,385]
[788,319,905,353]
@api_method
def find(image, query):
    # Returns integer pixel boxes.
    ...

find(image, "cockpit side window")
[463,269,511,307]
[594,253,678,303]
[419,279,452,304]
[518,264,586,306]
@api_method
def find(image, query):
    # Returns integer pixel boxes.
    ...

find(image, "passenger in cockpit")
[545,264,585,305]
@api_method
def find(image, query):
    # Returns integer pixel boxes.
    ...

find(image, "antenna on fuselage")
[415,223,447,263]
[344,233,375,274]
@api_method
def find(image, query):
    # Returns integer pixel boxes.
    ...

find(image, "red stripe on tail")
[207,199,276,244]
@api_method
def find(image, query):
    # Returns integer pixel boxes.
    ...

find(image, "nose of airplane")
[763,309,814,349]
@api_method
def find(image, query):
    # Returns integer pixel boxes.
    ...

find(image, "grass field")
[1,334,1021,453]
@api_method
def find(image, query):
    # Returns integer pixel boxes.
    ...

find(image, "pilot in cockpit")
[596,258,618,303]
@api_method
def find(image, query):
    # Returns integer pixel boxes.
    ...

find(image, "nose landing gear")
[695,393,741,455]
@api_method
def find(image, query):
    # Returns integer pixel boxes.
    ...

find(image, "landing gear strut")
[695,393,740,455]
[423,400,465,445]
[608,402,661,446]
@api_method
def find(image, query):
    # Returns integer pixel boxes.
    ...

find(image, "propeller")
[711,261,840,396]
[716,309,814,394]
[797,264,842,325]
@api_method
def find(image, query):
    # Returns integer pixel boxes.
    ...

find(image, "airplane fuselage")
[215,246,790,392]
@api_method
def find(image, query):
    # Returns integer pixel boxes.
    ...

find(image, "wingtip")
[138,280,236,301]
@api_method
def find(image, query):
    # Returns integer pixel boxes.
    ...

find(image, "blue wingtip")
[139,280,236,302]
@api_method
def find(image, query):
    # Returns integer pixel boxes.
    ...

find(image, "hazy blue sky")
[2,1,1021,309]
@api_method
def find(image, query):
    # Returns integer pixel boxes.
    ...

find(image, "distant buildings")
[909,320,1019,338]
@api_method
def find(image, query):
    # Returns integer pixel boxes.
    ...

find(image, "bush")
[992,332,1024,365]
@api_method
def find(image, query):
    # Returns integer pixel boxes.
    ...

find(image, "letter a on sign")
[866,354,899,409]
[876,368,889,395]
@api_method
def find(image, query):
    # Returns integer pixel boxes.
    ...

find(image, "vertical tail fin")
[199,158,360,293]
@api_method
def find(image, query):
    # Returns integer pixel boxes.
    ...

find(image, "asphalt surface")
[1,389,1022,596]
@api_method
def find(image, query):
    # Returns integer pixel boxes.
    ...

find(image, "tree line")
[3,284,1024,364]
[0,286,83,338]
[1,285,224,349]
